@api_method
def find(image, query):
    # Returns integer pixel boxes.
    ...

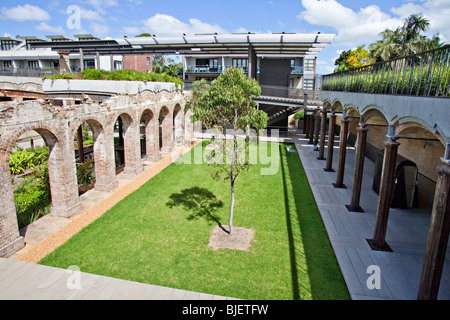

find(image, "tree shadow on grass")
[166,187,227,232]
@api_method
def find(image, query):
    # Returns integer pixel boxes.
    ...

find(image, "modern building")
[183,54,315,90]
[0,34,154,75]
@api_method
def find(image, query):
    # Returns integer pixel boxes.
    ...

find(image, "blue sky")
[1,0,449,74]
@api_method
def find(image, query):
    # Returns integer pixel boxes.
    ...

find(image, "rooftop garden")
[43,68,184,89]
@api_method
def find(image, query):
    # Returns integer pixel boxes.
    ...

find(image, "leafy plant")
[76,159,95,186]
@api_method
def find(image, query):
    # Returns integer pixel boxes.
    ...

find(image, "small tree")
[192,68,268,235]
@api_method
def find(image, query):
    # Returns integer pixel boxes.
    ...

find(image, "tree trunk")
[229,179,235,235]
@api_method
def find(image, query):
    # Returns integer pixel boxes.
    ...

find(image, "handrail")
[322,45,450,97]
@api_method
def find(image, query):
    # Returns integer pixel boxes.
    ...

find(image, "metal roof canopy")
[30,33,335,57]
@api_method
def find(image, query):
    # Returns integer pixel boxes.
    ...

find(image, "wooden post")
[417,150,450,300]
[304,112,310,137]
[308,111,315,144]
[325,110,336,172]
[369,125,399,251]
[318,105,328,160]
[334,111,349,188]
[303,94,308,134]
[348,116,368,212]
[313,107,320,146]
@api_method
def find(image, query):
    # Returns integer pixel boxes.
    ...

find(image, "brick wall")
[123,55,153,72]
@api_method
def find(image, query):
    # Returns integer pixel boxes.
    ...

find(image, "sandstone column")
[313,107,320,146]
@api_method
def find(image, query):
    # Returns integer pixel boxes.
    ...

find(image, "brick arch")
[140,108,160,162]
[113,111,142,175]
[159,105,173,153]
[69,116,107,142]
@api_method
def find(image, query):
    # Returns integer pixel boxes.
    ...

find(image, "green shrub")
[294,110,304,120]
[14,164,51,229]
[45,69,184,90]
[9,146,49,175]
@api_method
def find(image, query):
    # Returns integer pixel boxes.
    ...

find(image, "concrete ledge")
[0,237,24,258]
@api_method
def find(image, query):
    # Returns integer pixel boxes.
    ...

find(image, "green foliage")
[44,69,184,89]
[76,160,95,186]
[334,46,374,72]
[14,163,51,230]
[294,110,304,120]
[9,146,49,175]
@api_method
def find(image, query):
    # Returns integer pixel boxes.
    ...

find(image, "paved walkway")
[291,130,450,300]
[0,257,236,300]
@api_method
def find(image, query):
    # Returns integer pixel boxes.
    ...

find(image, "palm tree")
[369,28,402,62]
[400,14,430,55]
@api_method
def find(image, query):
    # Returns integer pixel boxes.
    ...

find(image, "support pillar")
[325,110,336,172]
[0,153,24,257]
[123,118,143,175]
[304,112,310,138]
[313,107,320,146]
[417,147,450,300]
[334,111,349,188]
[318,105,328,160]
[248,45,257,79]
[79,48,84,72]
[145,114,161,162]
[347,116,367,212]
[308,112,314,144]
[58,51,70,73]
[368,125,399,251]
[93,124,118,192]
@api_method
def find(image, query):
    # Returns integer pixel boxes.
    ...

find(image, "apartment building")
[0,35,152,75]
[183,54,316,90]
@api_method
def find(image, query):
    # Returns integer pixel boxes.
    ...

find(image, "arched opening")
[391,161,419,209]
[173,104,184,146]
[159,106,172,153]
[7,128,58,230]
[74,121,95,195]
[114,113,133,171]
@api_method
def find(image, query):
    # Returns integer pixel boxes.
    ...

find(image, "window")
[304,59,315,72]
[303,79,314,90]
[84,60,95,69]
[3,61,12,69]
[28,61,39,69]
[1,40,18,51]
[232,58,248,68]
[147,57,150,66]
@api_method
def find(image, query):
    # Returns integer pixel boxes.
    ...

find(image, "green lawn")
[39,141,350,300]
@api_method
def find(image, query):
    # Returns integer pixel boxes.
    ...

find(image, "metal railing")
[0,67,61,77]
[259,84,321,101]
[322,45,450,97]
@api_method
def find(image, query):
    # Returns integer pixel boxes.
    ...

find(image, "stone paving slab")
[0,258,238,300]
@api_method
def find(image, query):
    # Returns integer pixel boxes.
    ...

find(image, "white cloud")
[122,26,141,36]
[142,14,228,37]
[35,22,65,34]
[90,22,110,36]
[1,4,51,22]
[298,0,450,47]
[80,8,106,22]
[391,0,450,41]
[298,0,401,46]
[84,0,118,15]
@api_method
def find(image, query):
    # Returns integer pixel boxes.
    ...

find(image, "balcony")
[186,65,304,76]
